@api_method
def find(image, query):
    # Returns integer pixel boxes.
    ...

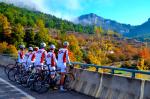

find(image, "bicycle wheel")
[64,73,75,90]
[27,73,37,90]
[14,72,22,84]
[21,72,31,88]
[4,64,15,74]
[34,75,50,94]
[7,67,17,82]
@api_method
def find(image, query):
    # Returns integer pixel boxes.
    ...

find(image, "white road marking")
[140,80,145,99]
[0,77,35,99]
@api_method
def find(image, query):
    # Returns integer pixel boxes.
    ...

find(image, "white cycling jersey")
[34,48,47,66]
[58,48,70,64]
[18,50,25,63]
[23,52,34,69]
[31,51,36,63]
[46,51,57,67]
[57,48,70,72]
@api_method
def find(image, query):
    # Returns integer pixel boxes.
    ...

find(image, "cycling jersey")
[46,52,57,67]
[18,50,25,63]
[57,48,70,72]
[31,51,36,63]
[34,48,47,66]
[57,48,70,64]
[23,52,34,70]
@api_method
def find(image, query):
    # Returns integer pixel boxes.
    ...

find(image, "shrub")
[0,42,8,53]
[4,45,18,57]
[0,42,17,57]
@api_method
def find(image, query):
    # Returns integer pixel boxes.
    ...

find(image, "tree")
[35,19,51,46]
[12,23,25,46]
[24,29,35,47]
[94,26,103,37]
[36,19,45,28]
[0,13,11,42]
[137,58,145,70]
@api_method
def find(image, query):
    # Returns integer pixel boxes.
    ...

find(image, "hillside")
[75,13,132,34]
[0,2,93,34]
[124,18,150,42]
[76,13,150,42]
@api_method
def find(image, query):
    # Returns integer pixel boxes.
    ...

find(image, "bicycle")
[32,66,61,94]
[7,62,24,82]
[63,64,75,90]
[4,59,18,75]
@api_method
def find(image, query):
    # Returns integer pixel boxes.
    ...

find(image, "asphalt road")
[0,66,93,99]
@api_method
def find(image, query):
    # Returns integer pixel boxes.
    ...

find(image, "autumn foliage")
[1,2,150,71]
[0,42,18,57]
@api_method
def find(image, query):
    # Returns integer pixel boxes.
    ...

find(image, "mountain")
[75,13,132,34]
[125,18,150,37]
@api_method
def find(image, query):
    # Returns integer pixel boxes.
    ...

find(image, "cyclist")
[46,44,58,89]
[34,42,47,70]
[18,45,25,64]
[31,47,39,63]
[46,44,57,79]
[23,47,34,70]
[57,41,71,91]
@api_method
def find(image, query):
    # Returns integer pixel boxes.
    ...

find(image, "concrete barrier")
[0,55,15,66]
[97,74,141,99]
[143,81,150,99]
[70,69,150,99]
[70,69,101,97]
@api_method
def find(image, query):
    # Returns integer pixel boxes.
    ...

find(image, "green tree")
[12,23,25,45]
[35,19,51,46]
[24,29,35,47]
[0,13,11,42]
[94,26,103,36]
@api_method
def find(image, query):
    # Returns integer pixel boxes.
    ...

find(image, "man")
[57,41,71,91]
[46,44,57,89]
[18,45,25,64]
[34,42,47,70]
[46,44,57,78]
[31,47,39,63]
[23,47,34,70]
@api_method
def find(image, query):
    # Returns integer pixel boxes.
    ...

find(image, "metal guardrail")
[71,62,150,78]
[1,54,150,78]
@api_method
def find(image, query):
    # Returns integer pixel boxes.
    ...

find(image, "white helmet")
[63,41,69,46]
[19,45,25,49]
[28,47,33,51]
[40,42,46,48]
[50,44,56,49]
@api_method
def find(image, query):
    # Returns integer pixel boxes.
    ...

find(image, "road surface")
[0,66,93,99]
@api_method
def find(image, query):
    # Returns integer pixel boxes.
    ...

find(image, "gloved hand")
[69,64,74,69]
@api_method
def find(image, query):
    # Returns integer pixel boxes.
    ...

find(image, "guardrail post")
[131,72,135,78]
[81,65,85,69]
[96,67,99,72]
[111,69,115,74]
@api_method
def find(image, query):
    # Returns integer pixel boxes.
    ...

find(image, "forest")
[0,2,150,70]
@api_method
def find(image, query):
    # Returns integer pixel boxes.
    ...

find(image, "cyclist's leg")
[58,63,67,91]
[50,66,56,79]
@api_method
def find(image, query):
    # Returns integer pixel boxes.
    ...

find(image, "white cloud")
[0,0,44,11]
[66,0,82,10]
[0,0,81,21]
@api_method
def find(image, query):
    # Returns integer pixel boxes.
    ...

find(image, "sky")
[1,0,150,25]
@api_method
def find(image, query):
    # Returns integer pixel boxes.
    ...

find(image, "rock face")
[75,13,132,34]
[76,13,150,39]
